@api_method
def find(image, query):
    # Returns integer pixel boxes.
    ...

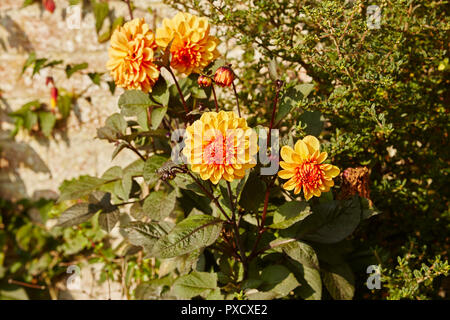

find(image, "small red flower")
[50,86,58,109]
[214,66,234,87]
[46,76,54,86]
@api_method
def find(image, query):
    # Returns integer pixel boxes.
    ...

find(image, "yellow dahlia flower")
[278,135,340,200]
[182,111,257,184]
[156,12,220,75]
[106,18,160,92]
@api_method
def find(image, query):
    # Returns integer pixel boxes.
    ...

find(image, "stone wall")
[0,0,177,200]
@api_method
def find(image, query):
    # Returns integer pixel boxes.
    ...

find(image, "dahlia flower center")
[203,135,236,165]
[173,45,199,67]
[296,161,324,189]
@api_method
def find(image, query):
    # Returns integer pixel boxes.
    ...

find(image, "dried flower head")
[338,167,372,205]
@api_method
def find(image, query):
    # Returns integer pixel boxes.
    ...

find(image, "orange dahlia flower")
[156,12,220,75]
[182,111,257,184]
[278,135,340,200]
[106,18,160,92]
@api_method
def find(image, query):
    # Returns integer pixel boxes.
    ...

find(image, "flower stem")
[232,82,241,117]
[211,83,219,112]
[124,0,133,20]
[248,176,276,261]
[185,171,232,222]
[126,142,146,162]
[268,80,284,145]
[167,66,190,118]
[227,181,248,277]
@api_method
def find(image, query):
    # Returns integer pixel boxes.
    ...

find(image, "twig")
[8,279,45,290]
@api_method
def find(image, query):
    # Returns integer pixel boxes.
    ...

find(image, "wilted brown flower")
[338,167,372,205]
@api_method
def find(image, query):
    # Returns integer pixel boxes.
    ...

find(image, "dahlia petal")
[303,135,320,153]
[294,139,310,160]
[280,161,299,170]
[281,146,297,163]
[304,191,313,201]
[278,169,294,179]
[325,165,340,178]
[316,151,328,164]
[283,177,297,191]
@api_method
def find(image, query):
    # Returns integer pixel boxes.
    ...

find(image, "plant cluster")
[164,0,450,299]
[52,8,380,300]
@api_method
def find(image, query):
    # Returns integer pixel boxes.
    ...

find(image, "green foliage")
[10,0,447,301]
[164,0,449,300]
[381,240,450,300]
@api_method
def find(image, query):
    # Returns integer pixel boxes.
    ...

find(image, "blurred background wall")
[0,0,175,201]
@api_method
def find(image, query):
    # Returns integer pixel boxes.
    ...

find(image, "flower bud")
[46,76,54,86]
[50,86,58,109]
[214,66,234,87]
[197,75,212,88]
[42,0,56,13]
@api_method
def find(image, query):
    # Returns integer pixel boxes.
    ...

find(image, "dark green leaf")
[92,0,109,33]
[269,201,311,229]
[143,155,169,186]
[151,106,167,130]
[298,111,323,136]
[247,265,300,299]
[57,94,72,118]
[238,171,266,213]
[152,215,223,258]
[123,221,173,257]
[151,77,170,106]
[143,190,177,221]
[38,111,56,137]
[275,83,315,123]
[297,197,362,244]
[118,90,152,117]
[32,58,48,76]
[58,175,107,201]
[88,72,102,85]
[55,203,94,227]
[65,63,88,78]
[172,271,218,299]
[322,263,355,300]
